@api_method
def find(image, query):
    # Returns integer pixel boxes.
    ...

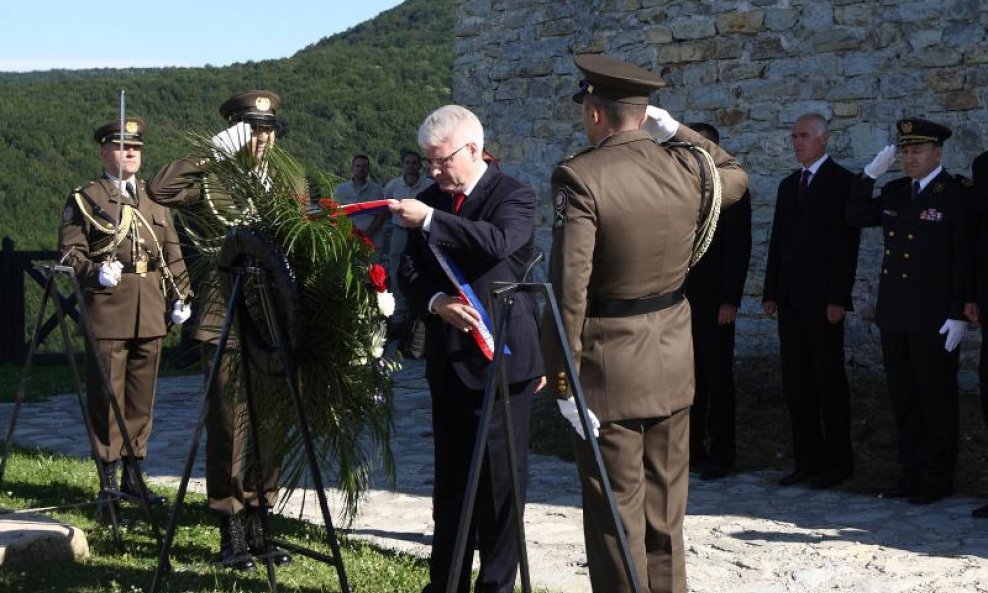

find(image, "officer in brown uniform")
[58,117,189,506]
[148,90,290,571]
[542,54,748,593]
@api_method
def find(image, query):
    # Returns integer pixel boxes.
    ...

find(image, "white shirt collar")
[915,165,943,191]
[460,162,488,198]
[803,154,829,176]
[105,172,136,192]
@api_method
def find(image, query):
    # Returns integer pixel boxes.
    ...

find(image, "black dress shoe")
[972,503,988,518]
[216,513,256,571]
[808,469,851,490]
[699,462,732,481]
[246,508,292,567]
[908,488,953,506]
[778,469,817,486]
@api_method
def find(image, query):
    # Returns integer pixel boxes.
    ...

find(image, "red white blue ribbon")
[341,199,390,217]
[428,243,509,361]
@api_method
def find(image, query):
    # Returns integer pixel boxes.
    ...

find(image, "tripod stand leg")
[445,304,515,593]
[149,271,244,593]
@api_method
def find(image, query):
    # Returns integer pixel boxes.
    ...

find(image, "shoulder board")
[558,145,596,165]
[953,174,974,188]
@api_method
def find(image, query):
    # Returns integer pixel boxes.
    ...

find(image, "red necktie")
[453,192,466,214]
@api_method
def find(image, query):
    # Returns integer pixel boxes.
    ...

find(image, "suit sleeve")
[58,192,100,289]
[161,209,189,301]
[541,165,597,396]
[762,184,784,303]
[719,190,752,306]
[398,228,448,317]
[425,182,536,263]
[827,170,861,308]
[147,157,207,207]
[950,183,975,317]
[844,174,882,228]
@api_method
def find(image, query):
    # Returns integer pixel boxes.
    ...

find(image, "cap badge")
[901,121,913,134]
[255,96,271,112]
[125,120,139,134]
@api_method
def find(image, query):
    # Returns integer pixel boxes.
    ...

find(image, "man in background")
[336,153,386,253]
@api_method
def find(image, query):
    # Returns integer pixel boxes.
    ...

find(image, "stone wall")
[453,0,988,383]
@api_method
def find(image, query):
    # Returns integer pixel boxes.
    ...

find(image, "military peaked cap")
[896,118,952,146]
[94,117,146,146]
[219,90,281,125]
[572,53,665,105]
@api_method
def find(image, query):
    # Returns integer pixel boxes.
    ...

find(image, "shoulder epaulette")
[558,145,596,166]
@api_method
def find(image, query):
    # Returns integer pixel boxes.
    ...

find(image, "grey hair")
[418,105,485,152]
[797,113,830,134]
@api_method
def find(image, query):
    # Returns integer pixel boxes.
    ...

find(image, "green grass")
[0,446,431,593]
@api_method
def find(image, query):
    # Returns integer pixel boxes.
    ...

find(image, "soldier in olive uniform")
[542,53,748,593]
[58,117,190,507]
[148,91,291,571]
[845,118,974,505]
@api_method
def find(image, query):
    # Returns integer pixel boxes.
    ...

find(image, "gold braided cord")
[73,192,135,257]
[689,145,722,268]
[130,207,187,300]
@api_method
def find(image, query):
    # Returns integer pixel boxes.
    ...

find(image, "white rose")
[371,323,386,358]
[377,291,396,317]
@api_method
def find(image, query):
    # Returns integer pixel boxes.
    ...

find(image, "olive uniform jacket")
[543,127,748,422]
[845,170,974,333]
[59,177,187,340]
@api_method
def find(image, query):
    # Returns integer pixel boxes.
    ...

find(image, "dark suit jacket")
[846,169,973,333]
[686,190,752,310]
[399,166,543,391]
[973,151,988,307]
[763,157,860,313]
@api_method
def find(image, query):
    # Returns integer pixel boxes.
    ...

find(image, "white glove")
[210,122,252,161]
[97,260,123,287]
[938,319,968,352]
[864,144,896,179]
[556,397,600,440]
[643,105,680,143]
[171,300,192,325]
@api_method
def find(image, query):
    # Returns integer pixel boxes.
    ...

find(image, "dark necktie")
[798,169,810,207]
[912,180,921,199]
[453,192,466,215]
[126,182,136,200]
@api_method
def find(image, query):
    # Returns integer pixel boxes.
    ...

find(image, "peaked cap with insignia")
[896,118,952,146]
[219,90,282,125]
[572,53,665,105]
[94,117,147,146]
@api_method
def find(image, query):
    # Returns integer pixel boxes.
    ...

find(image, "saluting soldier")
[58,117,190,509]
[846,118,974,505]
[541,53,748,593]
[148,90,292,571]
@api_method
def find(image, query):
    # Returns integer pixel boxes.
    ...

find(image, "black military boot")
[216,513,256,571]
[246,507,292,566]
[95,460,120,522]
[120,457,167,506]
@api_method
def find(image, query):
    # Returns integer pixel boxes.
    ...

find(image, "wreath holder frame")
[150,240,350,593]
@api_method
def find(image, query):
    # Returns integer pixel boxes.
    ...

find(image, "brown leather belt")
[587,287,685,318]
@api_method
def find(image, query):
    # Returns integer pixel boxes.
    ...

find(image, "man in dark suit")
[846,118,973,505]
[685,123,752,481]
[763,113,860,490]
[390,104,544,593]
[968,150,988,517]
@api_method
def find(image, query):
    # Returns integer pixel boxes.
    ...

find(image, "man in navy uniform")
[846,118,974,505]
[763,113,861,489]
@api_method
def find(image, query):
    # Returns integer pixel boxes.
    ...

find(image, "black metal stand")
[149,264,350,593]
[0,264,167,553]
[445,281,642,593]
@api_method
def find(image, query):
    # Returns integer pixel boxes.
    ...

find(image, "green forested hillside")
[0,0,454,250]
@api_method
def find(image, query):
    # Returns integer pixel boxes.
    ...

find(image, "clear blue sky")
[0,0,405,72]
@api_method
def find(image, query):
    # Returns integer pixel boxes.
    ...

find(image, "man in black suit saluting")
[390,104,544,593]
[763,113,861,490]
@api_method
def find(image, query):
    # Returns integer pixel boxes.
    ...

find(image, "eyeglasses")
[424,144,469,170]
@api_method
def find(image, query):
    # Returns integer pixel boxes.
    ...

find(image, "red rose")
[353,228,375,251]
[368,264,387,293]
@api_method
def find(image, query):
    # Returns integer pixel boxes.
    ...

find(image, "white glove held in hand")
[557,397,600,440]
[98,261,123,287]
[864,144,896,179]
[643,105,680,143]
[171,300,192,325]
[938,319,967,352]
[210,122,252,161]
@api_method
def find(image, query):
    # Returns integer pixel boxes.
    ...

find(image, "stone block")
[833,102,859,118]
[765,8,798,31]
[0,513,89,569]
[659,41,715,64]
[716,108,747,127]
[719,60,767,81]
[646,25,673,44]
[749,36,787,60]
[926,67,966,92]
[717,10,765,35]
[834,3,875,27]
[941,89,981,111]
[811,28,867,53]
[670,16,717,40]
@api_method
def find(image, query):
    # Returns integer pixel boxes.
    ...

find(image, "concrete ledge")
[0,511,89,570]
